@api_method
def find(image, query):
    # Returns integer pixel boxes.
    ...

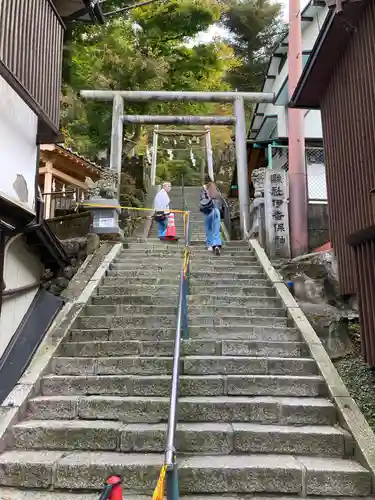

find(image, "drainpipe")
[288,0,308,257]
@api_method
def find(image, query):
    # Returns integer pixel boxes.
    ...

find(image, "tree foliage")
[222,0,286,91]
[61,0,236,162]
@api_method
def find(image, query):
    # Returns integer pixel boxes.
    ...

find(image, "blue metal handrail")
[164,208,190,500]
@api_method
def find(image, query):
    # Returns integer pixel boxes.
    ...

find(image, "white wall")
[0,75,38,214]
[0,235,43,359]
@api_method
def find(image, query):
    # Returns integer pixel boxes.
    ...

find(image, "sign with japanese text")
[264,168,290,258]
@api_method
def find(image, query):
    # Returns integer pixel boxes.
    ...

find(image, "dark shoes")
[214,246,221,256]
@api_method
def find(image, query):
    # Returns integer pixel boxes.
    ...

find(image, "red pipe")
[288,0,308,257]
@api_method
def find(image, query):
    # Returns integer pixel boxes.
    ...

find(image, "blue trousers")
[204,208,221,247]
[157,218,168,238]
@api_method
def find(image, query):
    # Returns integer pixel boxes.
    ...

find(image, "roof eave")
[290,1,368,109]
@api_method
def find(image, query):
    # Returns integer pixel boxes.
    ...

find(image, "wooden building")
[291,0,375,363]
[0,0,105,398]
[39,144,103,219]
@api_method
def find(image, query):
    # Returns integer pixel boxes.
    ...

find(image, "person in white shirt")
[153,181,171,238]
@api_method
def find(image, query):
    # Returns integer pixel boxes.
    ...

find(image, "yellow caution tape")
[152,464,168,500]
[77,202,188,214]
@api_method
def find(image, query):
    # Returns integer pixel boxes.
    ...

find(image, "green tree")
[61,0,237,160]
[222,0,286,91]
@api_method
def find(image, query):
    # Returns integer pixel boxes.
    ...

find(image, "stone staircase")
[0,194,372,497]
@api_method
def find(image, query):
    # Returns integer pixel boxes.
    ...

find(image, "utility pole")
[288,0,308,256]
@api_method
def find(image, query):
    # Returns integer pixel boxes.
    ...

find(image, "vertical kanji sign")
[264,168,290,258]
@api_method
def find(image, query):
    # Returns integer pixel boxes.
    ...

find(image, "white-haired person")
[153,181,172,239]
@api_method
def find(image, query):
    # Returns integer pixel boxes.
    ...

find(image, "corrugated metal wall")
[0,0,64,129]
[321,0,375,296]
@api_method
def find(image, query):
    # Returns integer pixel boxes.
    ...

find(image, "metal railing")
[164,206,191,500]
[219,192,231,240]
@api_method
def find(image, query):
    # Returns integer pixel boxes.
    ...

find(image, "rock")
[299,302,353,360]
[86,233,100,255]
[63,266,74,280]
[278,250,344,307]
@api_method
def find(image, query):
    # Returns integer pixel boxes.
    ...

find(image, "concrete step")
[60,340,309,358]
[51,355,316,376]
[189,315,289,328]
[11,421,350,457]
[41,374,325,397]
[26,395,336,425]
[77,314,177,330]
[97,284,179,296]
[188,305,286,318]
[0,451,369,495]
[189,295,282,308]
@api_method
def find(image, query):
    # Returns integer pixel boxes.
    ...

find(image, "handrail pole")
[164,207,190,500]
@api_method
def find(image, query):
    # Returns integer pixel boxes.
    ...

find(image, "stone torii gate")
[80,90,274,239]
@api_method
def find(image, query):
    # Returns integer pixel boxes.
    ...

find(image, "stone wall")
[43,234,100,296]
[46,212,93,240]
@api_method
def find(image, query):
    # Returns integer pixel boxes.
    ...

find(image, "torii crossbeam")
[80,90,274,239]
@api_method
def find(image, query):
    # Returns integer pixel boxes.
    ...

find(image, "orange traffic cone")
[99,476,122,500]
[162,213,179,241]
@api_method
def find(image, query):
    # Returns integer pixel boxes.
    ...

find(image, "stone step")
[0,451,368,495]
[69,325,301,342]
[41,374,325,398]
[188,295,282,308]
[188,305,286,318]
[102,276,180,286]
[182,356,317,376]
[97,284,179,296]
[51,355,316,376]
[191,264,263,273]
[11,421,350,457]
[190,277,270,286]
[26,395,336,425]
[91,295,178,306]
[189,315,289,327]
[69,327,177,342]
[84,304,177,316]
[191,270,265,279]
[60,340,309,358]
[190,285,276,297]
[115,255,184,263]
[77,314,177,330]
[192,259,261,267]
[111,261,182,270]
[2,494,370,500]
[107,270,181,278]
